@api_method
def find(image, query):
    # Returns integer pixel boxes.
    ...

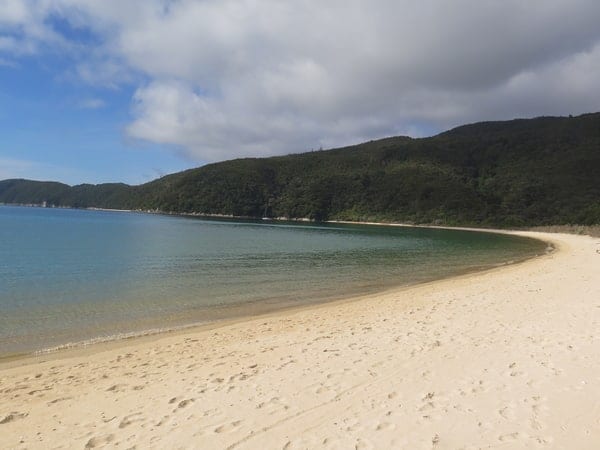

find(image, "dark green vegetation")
[2,113,599,226]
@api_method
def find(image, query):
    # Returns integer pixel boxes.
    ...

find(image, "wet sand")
[1,231,598,449]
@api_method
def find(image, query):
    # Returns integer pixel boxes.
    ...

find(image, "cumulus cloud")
[2,0,600,162]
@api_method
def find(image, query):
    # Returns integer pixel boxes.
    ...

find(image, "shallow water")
[0,206,545,355]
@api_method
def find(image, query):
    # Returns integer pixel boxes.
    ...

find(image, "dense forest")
[1,113,599,227]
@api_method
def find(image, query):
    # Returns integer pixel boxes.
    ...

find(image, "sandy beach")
[1,230,598,449]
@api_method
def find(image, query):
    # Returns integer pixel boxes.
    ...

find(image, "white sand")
[1,231,598,449]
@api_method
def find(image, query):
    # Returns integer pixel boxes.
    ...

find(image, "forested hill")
[1,113,599,227]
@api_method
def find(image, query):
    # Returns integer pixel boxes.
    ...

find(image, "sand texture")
[1,231,599,449]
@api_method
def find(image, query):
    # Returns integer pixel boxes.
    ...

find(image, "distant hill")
[2,113,599,226]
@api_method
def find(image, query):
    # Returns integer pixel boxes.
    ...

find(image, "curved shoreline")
[2,230,598,449]
[0,246,545,368]
[0,225,547,367]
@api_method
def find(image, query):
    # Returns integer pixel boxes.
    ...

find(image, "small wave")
[33,321,209,356]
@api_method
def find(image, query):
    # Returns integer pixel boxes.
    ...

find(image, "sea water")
[0,206,546,356]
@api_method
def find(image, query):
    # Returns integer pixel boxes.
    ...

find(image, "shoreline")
[1,251,545,371]
[2,230,598,448]
[0,246,546,369]
[5,201,598,240]
[4,202,599,237]
[0,225,549,367]
[0,201,557,231]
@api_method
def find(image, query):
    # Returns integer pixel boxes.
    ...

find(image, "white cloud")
[0,0,31,26]
[2,0,600,162]
[0,0,70,55]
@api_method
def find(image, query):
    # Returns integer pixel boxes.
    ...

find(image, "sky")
[1,1,600,185]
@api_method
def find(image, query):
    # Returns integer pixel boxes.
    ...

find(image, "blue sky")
[0,38,189,184]
[1,1,600,185]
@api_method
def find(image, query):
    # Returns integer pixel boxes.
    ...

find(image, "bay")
[0,205,546,356]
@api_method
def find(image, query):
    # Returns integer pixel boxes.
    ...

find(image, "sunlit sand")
[1,231,598,449]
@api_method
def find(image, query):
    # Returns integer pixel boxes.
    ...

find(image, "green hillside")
[2,113,599,226]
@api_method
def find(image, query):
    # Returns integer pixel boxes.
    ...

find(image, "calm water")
[0,206,546,356]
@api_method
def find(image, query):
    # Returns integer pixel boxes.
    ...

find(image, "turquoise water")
[0,206,546,356]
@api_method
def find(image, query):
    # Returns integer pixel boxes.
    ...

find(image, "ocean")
[0,205,546,356]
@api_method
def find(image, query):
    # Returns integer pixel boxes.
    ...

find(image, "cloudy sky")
[1,0,600,184]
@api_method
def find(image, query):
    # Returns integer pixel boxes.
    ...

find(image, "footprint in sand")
[105,384,128,393]
[172,398,194,412]
[155,415,170,427]
[178,399,194,408]
[376,422,395,431]
[214,420,242,433]
[47,397,72,405]
[0,412,28,424]
[85,433,115,448]
[257,397,290,415]
[119,412,144,429]
[498,432,520,442]
[354,438,374,449]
